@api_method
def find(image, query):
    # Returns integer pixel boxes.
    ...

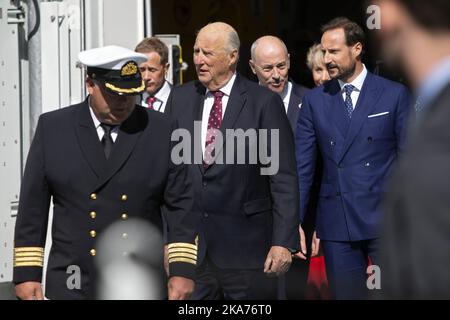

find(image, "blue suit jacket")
[295,72,411,241]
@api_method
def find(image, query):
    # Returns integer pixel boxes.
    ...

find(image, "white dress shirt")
[89,102,119,142]
[201,73,237,155]
[280,81,293,114]
[338,64,368,109]
[141,80,172,113]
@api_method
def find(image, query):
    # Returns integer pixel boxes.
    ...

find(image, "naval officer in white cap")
[13,45,198,300]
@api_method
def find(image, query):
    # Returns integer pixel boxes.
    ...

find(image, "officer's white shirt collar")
[338,64,368,109]
[89,98,119,142]
[142,80,172,112]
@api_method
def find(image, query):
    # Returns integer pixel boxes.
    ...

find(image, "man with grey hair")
[166,22,300,299]
[249,36,309,133]
[250,35,311,300]
[249,36,315,300]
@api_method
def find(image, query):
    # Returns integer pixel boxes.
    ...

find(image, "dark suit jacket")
[381,83,450,299]
[13,100,197,299]
[286,82,309,134]
[166,74,300,269]
[296,71,412,241]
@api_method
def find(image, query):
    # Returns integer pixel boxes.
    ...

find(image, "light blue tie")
[344,84,356,118]
[414,95,423,115]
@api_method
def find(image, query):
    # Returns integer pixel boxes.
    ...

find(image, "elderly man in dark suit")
[375,0,450,299]
[249,36,309,134]
[295,17,412,299]
[13,46,197,300]
[166,22,299,300]
[249,35,310,299]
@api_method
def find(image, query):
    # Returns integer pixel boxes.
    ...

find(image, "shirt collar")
[88,98,101,129]
[143,80,171,102]
[88,98,120,130]
[281,81,293,105]
[417,55,450,108]
[205,73,237,97]
[338,64,368,92]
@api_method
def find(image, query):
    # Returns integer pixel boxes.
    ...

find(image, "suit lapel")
[325,80,350,140]
[93,106,147,190]
[337,72,382,162]
[287,89,301,131]
[194,82,207,175]
[75,99,107,178]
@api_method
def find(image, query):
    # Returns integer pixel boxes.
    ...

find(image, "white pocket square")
[368,111,389,118]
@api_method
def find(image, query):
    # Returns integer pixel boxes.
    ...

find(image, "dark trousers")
[278,258,310,299]
[191,256,277,300]
[278,169,319,300]
[322,238,379,300]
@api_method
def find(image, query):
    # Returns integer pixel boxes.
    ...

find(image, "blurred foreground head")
[95,218,164,300]
[374,0,450,88]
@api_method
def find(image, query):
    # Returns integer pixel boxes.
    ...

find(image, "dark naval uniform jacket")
[13,99,198,299]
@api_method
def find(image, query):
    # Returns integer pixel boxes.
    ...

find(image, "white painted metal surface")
[0,0,26,283]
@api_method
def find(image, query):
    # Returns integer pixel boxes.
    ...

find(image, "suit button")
[204,212,209,218]
[203,181,207,187]
[330,141,336,146]
[121,194,128,201]
[90,230,97,238]
[365,162,371,167]
[90,249,96,256]
[338,165,343,169]
[90,211,97,219]
[90,193,97,200]
[121,213,129,220]
[367,137,373,142]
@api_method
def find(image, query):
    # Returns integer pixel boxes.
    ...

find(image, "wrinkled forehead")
[255,45,289,64]
[195,30,227,50]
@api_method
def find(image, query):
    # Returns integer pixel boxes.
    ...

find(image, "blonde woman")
[306,44,330,87]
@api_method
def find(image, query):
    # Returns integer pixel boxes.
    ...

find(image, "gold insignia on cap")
[120,61,138,77]
[105,80,145,94]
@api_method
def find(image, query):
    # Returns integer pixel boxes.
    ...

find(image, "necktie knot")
[212,91,224,100]
[344,84,355,96]
[100,123,116,134]
[146,96,157,109]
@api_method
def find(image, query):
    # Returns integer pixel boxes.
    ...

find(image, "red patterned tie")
[204,91,224,167]
[146,96,157,109]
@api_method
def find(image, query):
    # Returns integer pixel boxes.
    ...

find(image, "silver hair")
[226,28,241,55]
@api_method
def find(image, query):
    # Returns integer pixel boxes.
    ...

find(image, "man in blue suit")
[295,17,411,299]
